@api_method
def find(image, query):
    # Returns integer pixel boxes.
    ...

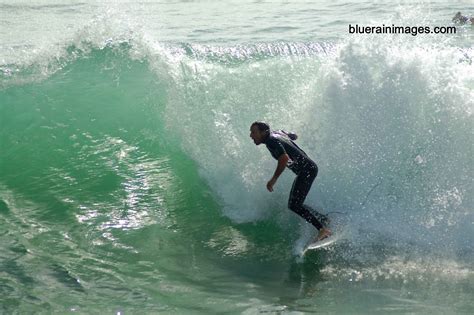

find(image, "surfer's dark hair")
[251,121,270,133]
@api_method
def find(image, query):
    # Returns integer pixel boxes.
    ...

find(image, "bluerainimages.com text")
[349,24,457,36]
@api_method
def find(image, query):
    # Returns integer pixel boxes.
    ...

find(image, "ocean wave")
[1,26,472,258]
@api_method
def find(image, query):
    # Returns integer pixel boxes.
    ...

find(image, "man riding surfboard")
[249,121,332,241]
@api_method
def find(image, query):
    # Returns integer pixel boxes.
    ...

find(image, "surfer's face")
[250,125,265,145]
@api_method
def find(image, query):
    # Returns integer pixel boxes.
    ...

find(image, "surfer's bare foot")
[315,228,332,241]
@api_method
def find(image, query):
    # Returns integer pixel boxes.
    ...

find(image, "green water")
[1,1,473,314]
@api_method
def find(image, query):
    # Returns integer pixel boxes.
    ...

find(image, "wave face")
[1,17,473,314]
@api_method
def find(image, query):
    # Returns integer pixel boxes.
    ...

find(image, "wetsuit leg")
[287,163,326,230]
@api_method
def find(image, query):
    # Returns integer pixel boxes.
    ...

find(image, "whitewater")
[1,1,473,313]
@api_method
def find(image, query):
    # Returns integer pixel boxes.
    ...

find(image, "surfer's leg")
[304,205,330,226]
[288,164,324,230]
[291,204,324,230]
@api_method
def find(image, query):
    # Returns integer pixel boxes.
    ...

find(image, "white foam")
[322,255,474,283]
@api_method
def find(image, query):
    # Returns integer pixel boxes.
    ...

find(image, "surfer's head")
[250,121,270,145]
[452,12,470,23]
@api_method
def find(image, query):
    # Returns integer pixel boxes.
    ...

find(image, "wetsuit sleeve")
[266,138,286,159]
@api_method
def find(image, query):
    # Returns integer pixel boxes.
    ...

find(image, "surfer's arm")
[267,154,289,192]
[273,153,289,179]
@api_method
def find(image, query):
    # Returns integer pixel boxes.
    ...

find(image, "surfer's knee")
[288,201,303,215]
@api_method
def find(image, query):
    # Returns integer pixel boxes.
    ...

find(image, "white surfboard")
[302,234,340,255]
[300,211,347,255]
[303,234,339,254]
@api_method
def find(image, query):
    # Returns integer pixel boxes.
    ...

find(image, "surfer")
[250,121,332,241]
[452,12,474,24]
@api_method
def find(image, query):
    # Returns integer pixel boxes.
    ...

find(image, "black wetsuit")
[264,130,327,230]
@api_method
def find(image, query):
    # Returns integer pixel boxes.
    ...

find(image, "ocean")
[1,1,473,313]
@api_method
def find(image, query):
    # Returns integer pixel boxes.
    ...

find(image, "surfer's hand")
[267,177,277,192]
